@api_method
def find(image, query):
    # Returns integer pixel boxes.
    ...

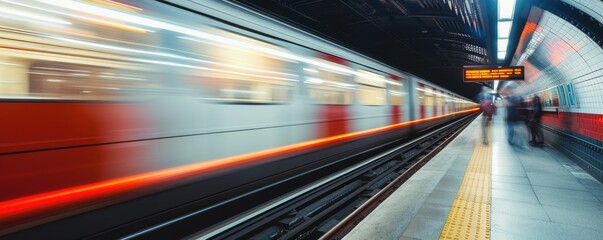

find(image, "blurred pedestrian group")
[478,85,544,147]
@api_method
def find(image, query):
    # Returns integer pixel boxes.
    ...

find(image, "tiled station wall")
[509,5,603,180]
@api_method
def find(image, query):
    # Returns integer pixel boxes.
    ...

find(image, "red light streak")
[0,108,479,225]
[318,53,348,65]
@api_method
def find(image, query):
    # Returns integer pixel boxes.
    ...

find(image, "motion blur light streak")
[176,35,297,63]
[306,78,355,88]
[32,0,153,25]
[45,79,66,83]
[33,0,221,42]
[50,36,184,59]
[29,72,90,77]
[0,6,71,26]
[302,68,318,73]
[0,23,148,52]
[51,35,296,82]
[357,70,398,86]
[416,87,457,98]
[130,59,298,82]
[98,75,146,81]
[0,61,21,66]
[78,18,151,34]
[0,108,479,225]
[33,67,90,73]
[34,0,398,86]
[91,0,143,12]
[305,78,325,84]
[388,90,403,96]
[0,0,151,32]
[178,36,299,76]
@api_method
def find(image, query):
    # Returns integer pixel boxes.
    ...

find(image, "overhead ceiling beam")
[413,34,485,47]
[429,47,488,59]
[346,13,460,27]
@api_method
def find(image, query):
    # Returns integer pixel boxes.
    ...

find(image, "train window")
[452,97,468,111]
[355,70,385,106]
[0,58,157,100]
[26,62,156,100]
[304,59,353,105]
[178,28,298,103]
[434,90,443,108]
[417,86,434,106]
[388,82,403,106]
[357,85,385,105]
[0,59,28,97]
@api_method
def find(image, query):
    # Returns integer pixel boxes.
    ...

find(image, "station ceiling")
[231,0,501,99]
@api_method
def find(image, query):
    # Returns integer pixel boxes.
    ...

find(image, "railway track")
[90,113,477,240]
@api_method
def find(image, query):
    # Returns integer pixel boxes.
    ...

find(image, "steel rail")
[195,114,477,239]
[320,115,475,239]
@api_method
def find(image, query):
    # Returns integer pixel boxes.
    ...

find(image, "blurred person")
[518,96,528,124]
[479,89,496,144]
[505,94,520,142]
[480,98,496,144]
[517,96,531,140]
[529,95,544,145]
[503,87,529,148]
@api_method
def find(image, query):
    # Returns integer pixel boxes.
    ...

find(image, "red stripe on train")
[0,102,156,202]
[391,105,400,124]
[0,108,479,229]
[0,102,153,154]
[319,105,349,137]
[318,53,348,65]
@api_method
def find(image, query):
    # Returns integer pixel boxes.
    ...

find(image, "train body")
[0,0,477,227]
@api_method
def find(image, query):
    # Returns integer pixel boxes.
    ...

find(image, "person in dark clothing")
[505,95,520,141]
[518,96,529,124]
[529,95,544,145]
[505,94,529,148]
[480,97,496,144]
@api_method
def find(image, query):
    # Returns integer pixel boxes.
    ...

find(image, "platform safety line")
[439,123,491,240]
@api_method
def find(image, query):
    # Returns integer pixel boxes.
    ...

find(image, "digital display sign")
[463,66,524,82]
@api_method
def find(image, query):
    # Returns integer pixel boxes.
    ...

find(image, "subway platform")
[344,113,603,240]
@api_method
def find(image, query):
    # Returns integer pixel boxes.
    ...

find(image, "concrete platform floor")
[344,114,603,240]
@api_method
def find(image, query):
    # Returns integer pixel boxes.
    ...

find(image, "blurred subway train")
[0,0,477,231]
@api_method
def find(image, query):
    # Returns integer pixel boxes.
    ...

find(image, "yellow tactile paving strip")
[440,125,491,240]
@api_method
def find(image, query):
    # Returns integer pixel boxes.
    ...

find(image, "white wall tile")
[511,10,603,114]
